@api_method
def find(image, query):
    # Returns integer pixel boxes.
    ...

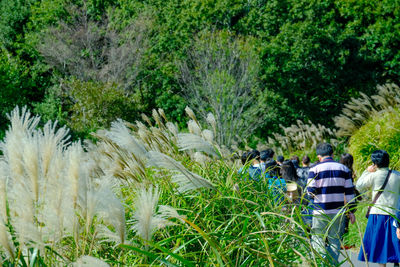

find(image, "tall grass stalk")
[0,107,125,265]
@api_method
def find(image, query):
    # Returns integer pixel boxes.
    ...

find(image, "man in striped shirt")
[307,143,356,265]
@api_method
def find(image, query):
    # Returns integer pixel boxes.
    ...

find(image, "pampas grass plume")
[74,256,110,267]
[130,186,175,242]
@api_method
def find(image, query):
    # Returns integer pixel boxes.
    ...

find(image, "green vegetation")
[0,107,325,266]
[1,0,400,141]
[2,0,400,265]
[349,108,400,176]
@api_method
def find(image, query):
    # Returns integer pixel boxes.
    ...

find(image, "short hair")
[371,150,390,168]
[247,149,260,161]
[302,155,311,165]
[241,152,248,165]
[260,149,275,161]
[316,143,333,157]
[290,155,299,165]
[277,155,284,163]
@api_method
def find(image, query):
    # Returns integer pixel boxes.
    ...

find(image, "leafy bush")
[348,108,400,175]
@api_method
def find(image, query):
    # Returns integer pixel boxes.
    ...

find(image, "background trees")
[179,31,286,146]
[0,0,399,143]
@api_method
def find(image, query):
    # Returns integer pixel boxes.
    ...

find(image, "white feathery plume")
[21,135,40,202]
[158,108,168,121]
[6,106,40,136]
[73,256,110,267]
[152,109,164,129]
[0,161,8,220]
[206,112,217,134]
[146,151,215,193]
[129,186,178,242]
[65,142,85,208]
[202,129,214,143]
[105,120,147,158]
[0,214,15,261]
[0,162,14,260]
[177,133,219,158]
[141,113,153,126]
[38,121,70,178]
[94,177,126,244]
[166,122,179,137]
[158,205,185,223]
[184,106,197,121]
[187,120,202,136]
[192,152,208,165]
[170,172,214,193]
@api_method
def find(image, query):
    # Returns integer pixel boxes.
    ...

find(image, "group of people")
[238,143,400,267]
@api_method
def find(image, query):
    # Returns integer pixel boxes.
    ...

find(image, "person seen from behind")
[237,151,248,175]
[297,155,311,190]
[306,143,356,265]
[265,159,286,203]
[260,148,275,173]
[281,160,301,203]
[242,150,261,181]
[356,150,400,267]
[277,155,284,166]
[339,153,360,244]
[290,155,300,169]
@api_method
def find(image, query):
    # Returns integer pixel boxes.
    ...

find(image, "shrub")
[348,108,400,175]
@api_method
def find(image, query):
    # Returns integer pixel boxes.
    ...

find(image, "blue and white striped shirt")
[306,157,355,215]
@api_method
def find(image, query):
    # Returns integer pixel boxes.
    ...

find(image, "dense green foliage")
[1,0,400,140]
[349,108,400,175]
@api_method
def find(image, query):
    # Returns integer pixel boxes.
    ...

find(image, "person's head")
[291,155,299,164]
[316,143,333,159]
[371,150,390,168]
[340,153,354,171]
[281,160,298,181]
[247,149,260,164]
[290,155,300,168]
[302,155,311,167]
[260,149,275,162]
[265,159,279,177]
[241,152,248,165]
[277,155,284,164]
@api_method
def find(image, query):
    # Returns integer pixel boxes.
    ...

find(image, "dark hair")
[281,160,298,182]
[260,149,275,161]
[277,155,284,163]
[241,152,248,165]
[290,155,299,163]
[316,143,333,157]
[265,159,279,177]
[340,153,354,172]
[371,150,390,168]
[247,149,260,161]
[290,155,300,168]
[302,155,311,165]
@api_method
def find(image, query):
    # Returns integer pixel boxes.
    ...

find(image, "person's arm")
[395,197,400,239]
[344,170,356,223]
[355,168,375,193]
[306,168,318,199]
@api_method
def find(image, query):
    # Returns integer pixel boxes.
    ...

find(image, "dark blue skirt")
[358,214,400,263]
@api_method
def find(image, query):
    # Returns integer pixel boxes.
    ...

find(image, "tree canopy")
[0,0,399,143]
